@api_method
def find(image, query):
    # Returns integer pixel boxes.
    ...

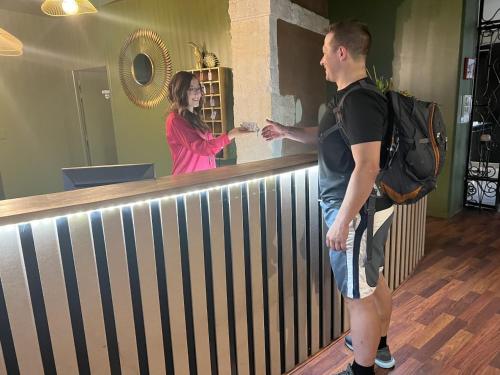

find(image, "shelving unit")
[188,66,234,160]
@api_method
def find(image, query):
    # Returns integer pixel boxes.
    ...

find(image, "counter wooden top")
[0,153,317,227]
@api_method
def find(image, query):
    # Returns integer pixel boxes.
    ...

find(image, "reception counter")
[0,154,426,374]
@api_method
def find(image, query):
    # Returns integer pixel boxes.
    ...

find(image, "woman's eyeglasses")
[188,86,203,94]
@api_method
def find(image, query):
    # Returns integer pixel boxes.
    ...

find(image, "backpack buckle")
[333,107,343,124]
[387,142,399,167]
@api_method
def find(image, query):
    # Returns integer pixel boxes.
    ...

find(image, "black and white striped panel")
[0,167,428,375]
[245,180,266,375]
[293,170,308,364]
[307,167,321,356]
[383,198,427,291]
[0,225,45,374]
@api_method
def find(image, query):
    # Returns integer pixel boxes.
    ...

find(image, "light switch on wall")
[0,126,6,140]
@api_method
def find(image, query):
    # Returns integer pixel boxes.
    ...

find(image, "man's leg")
[345,295,380,367]
[372,274,392,337]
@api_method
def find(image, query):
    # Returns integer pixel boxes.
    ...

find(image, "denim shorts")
[321,201,394,299]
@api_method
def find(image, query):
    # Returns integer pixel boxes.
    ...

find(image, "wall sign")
[464,57,476,79]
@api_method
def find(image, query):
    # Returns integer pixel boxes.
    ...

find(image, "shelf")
[193,67,221,71]
[189,67,232,160]
[189,67,221,82]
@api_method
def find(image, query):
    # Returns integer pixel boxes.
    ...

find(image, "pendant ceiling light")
[41,0,97,16]
[0,28,23,56]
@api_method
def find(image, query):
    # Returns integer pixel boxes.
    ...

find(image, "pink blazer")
[166,112,230,175]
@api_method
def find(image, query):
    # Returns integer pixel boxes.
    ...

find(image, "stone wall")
[229,0,328,163]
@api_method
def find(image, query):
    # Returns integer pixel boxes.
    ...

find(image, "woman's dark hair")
[167,71,209,132]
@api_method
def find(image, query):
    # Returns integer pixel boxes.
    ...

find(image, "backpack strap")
[365,192,377,262]
[324,81,387,259]
[338,81,385,260]
[333,85,361,124]
[321,100,343,141]
[358,79,387,98]
[333,80,387,123]
[320,85,365,144]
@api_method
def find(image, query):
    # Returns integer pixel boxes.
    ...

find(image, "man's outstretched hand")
[261,119,287,141]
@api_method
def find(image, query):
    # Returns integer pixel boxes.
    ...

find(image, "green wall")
[329,0,405,80]
[393,0,463,218]
[329,0,470,218]
[0,0,231,199]
[449,0,478,216]
[0,10,105,198]
[99,0,232,177]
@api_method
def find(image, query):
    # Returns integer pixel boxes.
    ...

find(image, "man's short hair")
[328,20,371,58]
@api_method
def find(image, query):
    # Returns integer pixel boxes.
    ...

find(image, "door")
[73,66,117,166]
[464,0,500,210]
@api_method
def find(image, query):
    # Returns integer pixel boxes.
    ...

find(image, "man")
[261,20,395,375]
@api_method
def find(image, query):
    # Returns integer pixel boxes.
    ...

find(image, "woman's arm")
[167,114,254,155]
[168,118,231,156]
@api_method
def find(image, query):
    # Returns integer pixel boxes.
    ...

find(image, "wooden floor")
[289,208,500,375]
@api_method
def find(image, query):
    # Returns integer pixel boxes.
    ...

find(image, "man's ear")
[338,46,348,61]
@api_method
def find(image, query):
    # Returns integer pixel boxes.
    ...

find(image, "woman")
[166,71,248,175]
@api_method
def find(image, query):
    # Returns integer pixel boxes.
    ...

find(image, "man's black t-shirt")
[318,78,388,208]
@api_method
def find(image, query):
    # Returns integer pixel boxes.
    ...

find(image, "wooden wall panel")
[294,170,308,362]
[132,204,166,374]
[68,214,111,374]
[265,176,282,375]
[227,185,250,375]
[101,209,140,374]
[321,218,332,346]
[31,221,79,374]
[0,226,44,374]
[308,168,321,354]
[184,195,213,375]
[160,199,190,375]
[280,173,295,371]
[207,189,232,374]
[0,340,6,375]
[246,181,267,374]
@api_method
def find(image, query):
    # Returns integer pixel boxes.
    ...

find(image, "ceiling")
[0,0,45,16]
[0,0,121,16]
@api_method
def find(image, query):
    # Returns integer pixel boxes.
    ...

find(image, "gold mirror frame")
[118,29,172,109]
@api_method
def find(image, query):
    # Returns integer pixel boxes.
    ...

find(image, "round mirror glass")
[132,53,154,85]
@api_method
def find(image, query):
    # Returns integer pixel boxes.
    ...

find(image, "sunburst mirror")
[118,29,173,109]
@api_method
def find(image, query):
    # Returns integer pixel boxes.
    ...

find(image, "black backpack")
[333,80,447,205]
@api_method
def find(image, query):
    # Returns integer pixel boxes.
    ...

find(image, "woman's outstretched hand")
[228,127,253,140]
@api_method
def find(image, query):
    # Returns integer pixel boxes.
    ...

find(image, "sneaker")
[344,335,396,369]
[335,363,354,375]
